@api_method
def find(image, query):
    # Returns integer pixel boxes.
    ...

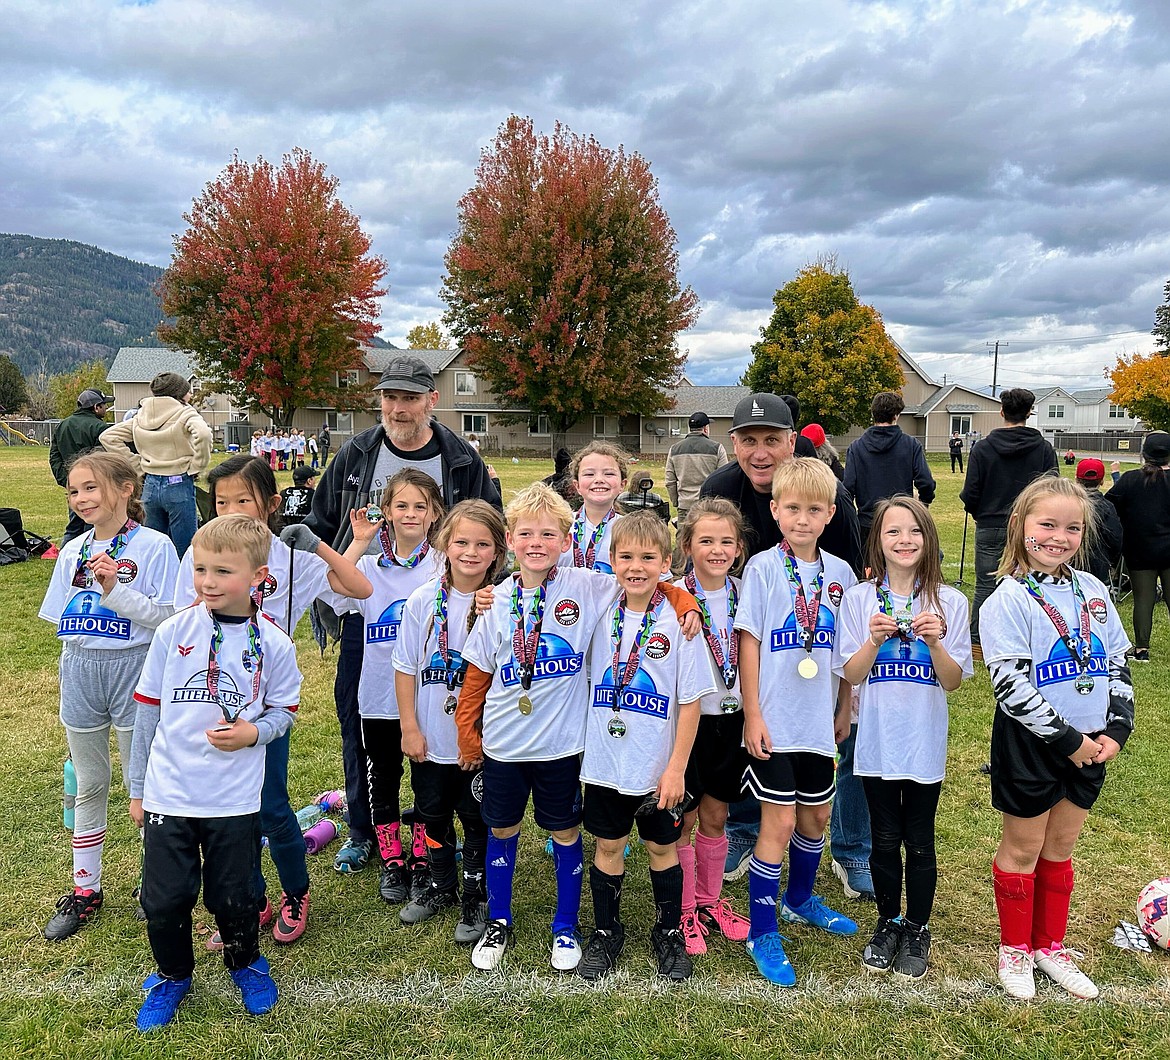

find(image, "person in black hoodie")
[1074,458,1123,584]
[960,387,1058,650]
[1104,431,1170,662]
[843,392,936,538]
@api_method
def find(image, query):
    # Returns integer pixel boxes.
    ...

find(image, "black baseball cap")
[688,411,710,429]
[77,388,115,409]
[374,355,435,393]
[293,466,316,485]
[730,393,794,432]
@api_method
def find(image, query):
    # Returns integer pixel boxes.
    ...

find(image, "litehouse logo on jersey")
[870,637,938,687]
[1034,634,1108,690]
[1088,597,1108,624]
[172,669,245,709]
[595,561,614,576]
[367,599,407,644]
[500,633,584,686]
[115,559,138,584]
[554,599,580,626]
[58,592,131,640]
[422,649,467,686]
[645,632,670,660]
[593,668,669,720]
[769,609,835,653]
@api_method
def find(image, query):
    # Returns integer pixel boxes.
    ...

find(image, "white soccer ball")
[1137,877,1170,950]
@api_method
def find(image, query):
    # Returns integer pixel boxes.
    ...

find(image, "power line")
[947,329,1148,357]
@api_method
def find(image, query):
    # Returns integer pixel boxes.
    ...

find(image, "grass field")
[1,446,1168,1059]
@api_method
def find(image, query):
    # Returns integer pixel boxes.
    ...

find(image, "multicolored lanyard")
[72,520,138,588]
[685,571,738,690]
[571,509,614,569]
[207,612,263,724]
[510,568,557,690]
[610,588,667,703]
[876,577,918,640]
[780,540,823,652]
[1018,571,1091,670]
[379,533,430,570]
[433,575,465,691]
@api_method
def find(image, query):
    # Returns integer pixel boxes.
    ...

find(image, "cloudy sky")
[4,0,1169,392]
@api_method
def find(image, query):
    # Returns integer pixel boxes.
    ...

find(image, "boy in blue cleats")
[136,974,192,1032]
[780,894,858,935]
[745,933,796,987]
[230,955,279,1015]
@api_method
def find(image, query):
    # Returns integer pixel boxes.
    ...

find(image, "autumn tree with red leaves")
[158,149,387,426]
[441,116,699,449]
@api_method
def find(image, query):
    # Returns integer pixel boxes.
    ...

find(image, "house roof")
[893,340,937,387]
[363,347,461,376]
[107,346,196,383]
[1070,387,1113,404]
[660,384,750,418]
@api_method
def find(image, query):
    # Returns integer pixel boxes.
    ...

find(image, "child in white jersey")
[558,441,628,574]
[393,500,508,943]
[39,451,179,941]
[982,477,1133,1002]
[735,458,859,987]
[129,514,301,1032]
[838,497,972,978]
[576,513,713,982]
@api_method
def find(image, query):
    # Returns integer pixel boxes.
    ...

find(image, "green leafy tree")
[743,259,903,436]
[441,115,699,450]
[48,360,110,419]
[0,355,28,414]
[406,322,450,349]
[158,149,387,427]
[1153,279,1170,351]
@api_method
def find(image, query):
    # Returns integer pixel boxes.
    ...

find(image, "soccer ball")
[1136,877,1170,950]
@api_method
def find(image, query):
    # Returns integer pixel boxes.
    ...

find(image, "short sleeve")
[835,583,873,672]
[393,584,433,675]
[979,581,1033,664]
[676,624,717,704]
[462,597,504,674]
[133,624,172,707]
[38,548,75,624]
[940,589,974,678]
[263,630,303,710]
[733,554,768,641]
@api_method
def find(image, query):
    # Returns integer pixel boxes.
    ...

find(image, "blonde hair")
[192,512,271,571]
[68,451,145,523]
[434,500,509,596]
[505,482,574,534]
[864,497,944,613]
[609,510,671,558]
[997,476,1096,578]
[570,441,630,485]
[771,456,837,506]
[678,498,747,576]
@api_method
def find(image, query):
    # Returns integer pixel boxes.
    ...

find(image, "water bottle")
[295,804,324,833]
[303,818,341,855]
[63,757,77,831]
[316,790,347,814]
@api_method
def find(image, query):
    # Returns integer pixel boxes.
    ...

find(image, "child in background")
[173,455,371,946]
[559,442,628,574]
[279,466,316,526]
[393,500,508,943]
[673,498,752,957]
[838,497,972,978]
[293,429,306,468]
[577,513,712,982]
[328,468,445,902]
[39,451,180,941]
[129,515,300,1031]
[982,477,1133,1001]
[250,431,263,458]
[308,433,319,470]
[261,429,276,469]
[735,458,858,987]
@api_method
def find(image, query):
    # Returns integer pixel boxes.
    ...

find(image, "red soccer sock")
[1032,857,1074,952]
[992,860,1035,950]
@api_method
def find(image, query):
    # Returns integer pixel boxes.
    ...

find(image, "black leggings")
[1129,567,1170,649]
[862,777,941,926]
[361,717,405,826]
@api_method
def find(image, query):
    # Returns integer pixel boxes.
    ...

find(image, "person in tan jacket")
[101,372,212,556]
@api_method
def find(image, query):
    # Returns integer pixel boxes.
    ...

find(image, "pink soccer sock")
[694,830,728,909]
[376,821,403,866]
[678,841,697,916]
[72,828,105,891]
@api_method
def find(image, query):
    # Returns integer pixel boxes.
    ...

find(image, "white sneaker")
[1035,944,1099,1000]
[551,929,582,971]
[997,944,1036,1000]
[471,918,512,970]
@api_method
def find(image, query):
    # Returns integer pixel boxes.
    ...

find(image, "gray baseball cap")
[77,388,115,409]
[374,355,436,393]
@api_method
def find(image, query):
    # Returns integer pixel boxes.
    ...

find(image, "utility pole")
[987,340,1008,397]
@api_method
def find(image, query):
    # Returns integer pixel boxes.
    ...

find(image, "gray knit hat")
[150,372,192,401]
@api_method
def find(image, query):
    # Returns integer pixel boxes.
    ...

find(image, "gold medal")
[797,655,819,679]
[518,694,533,716]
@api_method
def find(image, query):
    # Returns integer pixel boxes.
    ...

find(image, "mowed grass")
[1,445,1168,1059]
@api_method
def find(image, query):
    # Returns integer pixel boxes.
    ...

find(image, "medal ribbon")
[780,540,823,653]
[685,572,738,690]
[510,568,557,690]
[433,575,464,691]
[610,588,667,707]
[876,577,917,638]
[571,508,614,569]
[378,530,430,569]
[1018,571,1091,669]
[207,612,263,723]
[72,520,139,588]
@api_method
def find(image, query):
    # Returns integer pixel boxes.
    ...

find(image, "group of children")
[249,428,319,471]
[39,436,1135,1032]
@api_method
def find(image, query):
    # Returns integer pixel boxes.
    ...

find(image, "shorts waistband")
[63,643,151,662]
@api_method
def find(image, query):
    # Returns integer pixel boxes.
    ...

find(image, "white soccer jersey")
[837,581,973,784]
[557,511,622,575]
[249,437,262,457]
[673,575,742,716]
[175,534,333,636]
[462,567,620,762]
[581,597,714,795]
[40,525,180,650]
[393,576,477,764]
[735,547,857,755]
[980,570,1129,735]
[134,606,301,817]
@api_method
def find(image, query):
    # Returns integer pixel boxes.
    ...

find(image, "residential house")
[1033,387,1142,434]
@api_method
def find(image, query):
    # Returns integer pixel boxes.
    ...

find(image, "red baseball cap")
[1076,458,1105,483]
[801,423,827,448]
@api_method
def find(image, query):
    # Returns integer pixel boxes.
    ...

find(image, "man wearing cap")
[1075,458,1122,583]
[665,411,728,572]
[49,388,115,544]
[303,353,501,876]
[100,371,212,557]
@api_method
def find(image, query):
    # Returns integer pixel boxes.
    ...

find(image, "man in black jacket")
[960,387,1058,651]
[843,391,936,539]
[949,432,964,473]
[49,388,113,543]
[1076,459,1123,583]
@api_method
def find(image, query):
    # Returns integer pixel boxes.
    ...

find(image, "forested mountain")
[0,234,164,375]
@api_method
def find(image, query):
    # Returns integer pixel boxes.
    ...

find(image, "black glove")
[280,522,321,554]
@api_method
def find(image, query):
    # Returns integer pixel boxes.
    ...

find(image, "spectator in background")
[615,471,671,523]
[49,388,114,544]
[1074,459,1123,584]
[279,465,317,525]
[319,425,332,467]
[542,447,580,510]
[782,394,818,458]
[949,431,964,473]
[665,411,728,573]
[800,423,844,481]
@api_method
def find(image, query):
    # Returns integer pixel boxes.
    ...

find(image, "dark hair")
[780,394,801,427]
[864,497,944,613]
[871,391,904,423]
[68,451,146,524]
[208,455,282,533]
[1141,431,1170,481]
[382,468,445,543]
[1000,388,1035,424]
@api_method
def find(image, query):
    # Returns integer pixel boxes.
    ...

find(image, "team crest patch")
[554,599,580,626]
[471,772,484,803]
[178,644,194,657]
[645,632,670,660]
[259,573,278,598]
[827,582,844,607]
[1088,598,1108,624]
[115,559,138,584]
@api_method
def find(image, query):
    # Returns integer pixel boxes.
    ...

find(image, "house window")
[529,414,550,436]
[337,369,360,388]
[1048,404,1065,419]
[324,412,353,434]
[950,415,972,435]
[1108,404,1126,419]
[455,371,477,397]
[593,415,618,437]
[462,413,488,434]
[669,417,685,437]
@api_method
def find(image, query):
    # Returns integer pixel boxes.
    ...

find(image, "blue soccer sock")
[747,855,783,939]
[550,833,584,935]
[486,832,519,925]
[783,830,824,910]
